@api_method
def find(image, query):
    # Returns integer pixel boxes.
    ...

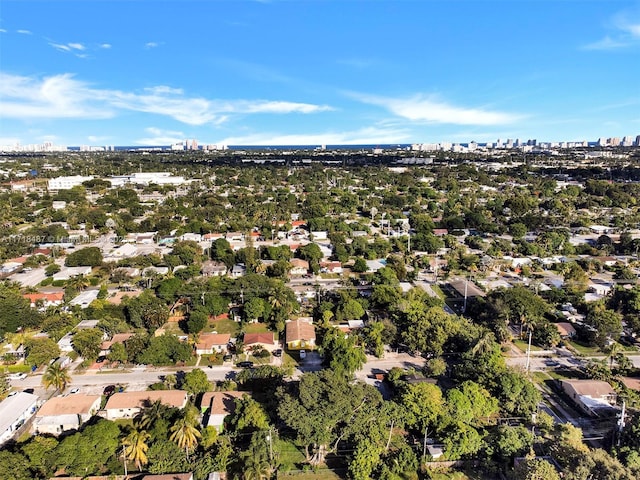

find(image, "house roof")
[286,318,316,342]
[620,377,640,391]
[104,390,188,410]
[23,291,65,303]
[561,379,615,398]
[555,322,577,337]
[200,391,246,415]
[100,332,134,349]
[243,332,275,345]
[140,474,193,480]
[290,258,309,268]
[37,394,101,416]
[196,333,231,349]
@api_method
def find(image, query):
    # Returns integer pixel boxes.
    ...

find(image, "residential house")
[560,379,617,417]
[0,392,39,445]
[34,394,101,435]
[320,261,342,274]
[555,322,577,339]
[201,260,227,277]
[225,232,244,242]
[103,390,188,421]
[196,333,231,355]
[289,258,309,276]
[53,266,92,281]
[243,332,277,352]
[199,391,246,431]
[99,333,134,357]
[285,318,316,351]
[230,264,246,278]
[23,291,65,309]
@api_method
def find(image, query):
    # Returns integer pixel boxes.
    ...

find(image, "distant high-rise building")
[635,135,640,147]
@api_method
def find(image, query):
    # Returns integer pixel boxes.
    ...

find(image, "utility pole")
[422,426,429,459]
[463,277,468,313]
[525,328,533,373]
[617,400,626,447]
[266,427,273,470]
[122,445,127,476]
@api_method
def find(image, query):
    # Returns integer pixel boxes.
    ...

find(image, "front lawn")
[209,318,240,335]
[566,340,603,356]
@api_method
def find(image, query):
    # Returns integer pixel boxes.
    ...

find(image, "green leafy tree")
[186,309,208,334]
[297,243,323,274]
[125,291,170,331]
[0,282,42,336]
[446,380,499,426]
[495,369,541,417]
[107,342,128,364]
[0,372,10,400]
[21,435,59,478]
[182,368,211,395]
[25,337,60,367]
[137,334,192,365]
[64,246,103,266]
[72,327,103,360]
[490,425,534,464]
[399,382,444,432]
[243,296,265,323]
[277,370,385,466]
[52,419,120,476]
[228,395,270,434]
[320,326,366,377]
[0,451,33,480]
[513,457,561,480]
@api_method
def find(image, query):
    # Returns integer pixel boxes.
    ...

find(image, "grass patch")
[277,439,307,471]
[243,322,272,334]
[567,341,603,356]
[277,470,345,479]
[513,339,544,352]
[209,318,240,336]
[430,283,446,299]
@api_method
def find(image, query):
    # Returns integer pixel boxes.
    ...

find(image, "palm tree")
[67,274,90,291]
[169,405,201,458]
[122,428,150,471]
[42,362,71,392]
[607,341,623,369]
[135,399,168,430]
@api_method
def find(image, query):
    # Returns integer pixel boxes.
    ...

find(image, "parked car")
[103,385,116,396]
[70,388,80,394]
[272,349,282,357]
[223,354,233,362]
[237,361,254,368]
[8,373,27,380]
[23,388,35,394]
[299,349,306,359]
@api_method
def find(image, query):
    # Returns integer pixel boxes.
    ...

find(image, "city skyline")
[0,1,639,147]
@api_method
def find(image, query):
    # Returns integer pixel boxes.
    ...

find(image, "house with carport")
[103,390,188,420]
[33,394,101,435]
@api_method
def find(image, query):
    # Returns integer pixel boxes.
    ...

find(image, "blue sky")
[0,0,639,147]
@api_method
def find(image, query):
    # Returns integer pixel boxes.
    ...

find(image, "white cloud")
[214,126,411,146]
[0,73,114,119]
[100,43,112,49]
[49,42,88,54]
[0,73,332,126]
[228,100,333,114]
[582,36,629,51]
[0,29,7,33]
[583,8,640,50]
[353,93,521,126]
[145,42,159,49]
[17,30,32,35]
[135,127,186,145]
[87,135,110,143]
